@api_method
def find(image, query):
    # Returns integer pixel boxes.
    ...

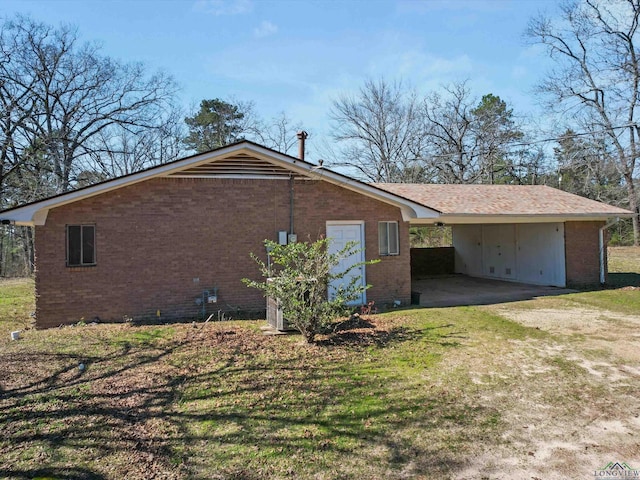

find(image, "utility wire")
[328,123,638,165]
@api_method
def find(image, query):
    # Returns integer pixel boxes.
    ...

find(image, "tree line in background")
[329,0,640,245]
[0,15,302,276]
[1,0,640,275]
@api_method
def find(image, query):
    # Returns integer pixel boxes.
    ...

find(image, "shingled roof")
[373,184,632,219]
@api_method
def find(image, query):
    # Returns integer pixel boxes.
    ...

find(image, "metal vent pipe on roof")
[297,131,308,161]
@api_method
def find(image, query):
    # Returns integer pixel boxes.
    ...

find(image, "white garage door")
[454,223,567,287]
[516,223,566,287]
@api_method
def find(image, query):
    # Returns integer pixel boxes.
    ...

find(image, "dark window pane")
[389,222,399,254]
[68,225,81,265]
[378,222,388,255]
[82,226,95,264]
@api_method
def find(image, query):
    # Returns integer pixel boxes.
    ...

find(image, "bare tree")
[254,111,303,155]
[0,15,180,275]
[0,15,178,195]
[329,79,427,182]
[527,0,640,244]
[0,18,42,205]
[87,107,185,179]
[422,82,483,183]
[330,78,534,184]
[421,83,531,184]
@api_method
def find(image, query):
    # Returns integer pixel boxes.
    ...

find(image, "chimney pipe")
[297,131,308,161]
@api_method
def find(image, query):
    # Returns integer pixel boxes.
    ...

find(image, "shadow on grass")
[317,321,467,349]
[0,466,106,480]
[0,322,482,479]
[607,272,640,288]
[129,308,266,326]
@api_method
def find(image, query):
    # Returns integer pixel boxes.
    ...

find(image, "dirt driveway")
[458,300,640,479]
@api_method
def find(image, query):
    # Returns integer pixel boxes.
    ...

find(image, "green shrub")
[244,238,376,343]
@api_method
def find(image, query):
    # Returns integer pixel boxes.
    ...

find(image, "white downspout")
[599,217,620,284]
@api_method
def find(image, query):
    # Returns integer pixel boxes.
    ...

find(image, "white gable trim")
[0,142,440,226]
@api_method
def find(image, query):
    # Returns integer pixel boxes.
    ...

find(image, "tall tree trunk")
[20,227,34,275]
[0,226,4,277]
[624,173,640,245]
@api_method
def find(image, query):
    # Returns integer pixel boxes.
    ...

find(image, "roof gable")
[0,141,438,226]
[168,149,312,179]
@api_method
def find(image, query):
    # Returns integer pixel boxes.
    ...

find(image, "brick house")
[0,141,632,328]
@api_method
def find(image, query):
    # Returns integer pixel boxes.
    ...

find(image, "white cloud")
[193,0,252,16]
[519,43,547,60]
[397,0,507,15]
[254,21,278,38]
[422,53,474,77]
[368,49,474,88]
[511,66,527,80]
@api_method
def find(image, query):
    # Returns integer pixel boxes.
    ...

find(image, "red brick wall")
[564,221,605,287]
[34,177,410,327]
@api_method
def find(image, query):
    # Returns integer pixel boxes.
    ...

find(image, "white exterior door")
[326,222,366,305]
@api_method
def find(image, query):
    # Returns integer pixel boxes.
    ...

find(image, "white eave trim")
[409,213,634,225]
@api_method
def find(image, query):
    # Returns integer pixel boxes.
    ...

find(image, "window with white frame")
[66,225,96,266]
[378,221,399,256]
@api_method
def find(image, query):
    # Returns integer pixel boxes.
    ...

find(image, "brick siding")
[34,177,410,328]
[564,220,605,288]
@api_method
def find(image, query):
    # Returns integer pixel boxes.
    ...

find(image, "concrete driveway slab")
[412,275,576,307]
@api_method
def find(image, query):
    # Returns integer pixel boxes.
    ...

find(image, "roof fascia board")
[409,213,633,225]
[307,173,440,222]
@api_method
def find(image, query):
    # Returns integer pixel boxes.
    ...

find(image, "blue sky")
[1,0,560,160]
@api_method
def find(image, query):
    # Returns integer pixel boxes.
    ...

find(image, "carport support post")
[599,218,620,284]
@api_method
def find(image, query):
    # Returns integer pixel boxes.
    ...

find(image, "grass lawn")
[0,248,639,479]
[607,245,640,288]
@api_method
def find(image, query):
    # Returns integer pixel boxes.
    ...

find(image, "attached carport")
[373,184,634,290]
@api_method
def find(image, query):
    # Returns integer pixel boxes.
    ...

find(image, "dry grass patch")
[609,246,640,273]
[608,246,640,288]
[469,245,640,478]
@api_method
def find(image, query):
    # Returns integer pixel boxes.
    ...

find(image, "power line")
[501,123,635,150]
[328,123,638,165]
